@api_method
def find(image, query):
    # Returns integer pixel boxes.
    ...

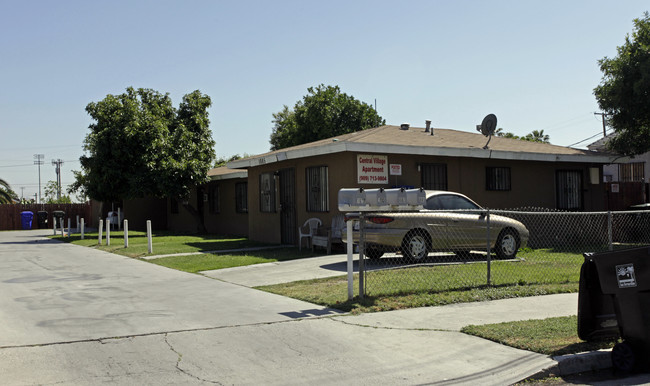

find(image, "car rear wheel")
[495,229,519,259]
[401,232,429,261]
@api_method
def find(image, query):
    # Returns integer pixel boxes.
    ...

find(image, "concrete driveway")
[0,230,558,385]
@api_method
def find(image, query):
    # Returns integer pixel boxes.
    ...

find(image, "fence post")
[347,219,354,301]
[608,211,613,251]
[80,218,85,240]
[486,209,491,286]
[98,219,103,245]
[358,213,365,300]
[147,220,153,254]
[106,217,110,246]
[124,219,129,248]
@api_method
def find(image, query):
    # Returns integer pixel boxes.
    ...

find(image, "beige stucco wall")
[166,178,248,236]
[245,151,607,244]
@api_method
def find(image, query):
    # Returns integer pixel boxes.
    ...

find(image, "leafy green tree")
[522,129,550,144]
[496,128,550,143]
[495,128,520,139]
[71,87,216,231]
[594,12,650,156]
[44,180,72,204]
[214,154,249,168]
[0,178,18,204]
[270,84,385,150]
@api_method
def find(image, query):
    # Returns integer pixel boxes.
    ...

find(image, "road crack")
[163,333,223,385]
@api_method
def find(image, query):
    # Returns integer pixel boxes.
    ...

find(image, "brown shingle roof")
[229,125,622,168]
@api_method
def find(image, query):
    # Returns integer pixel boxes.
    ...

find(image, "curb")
[526,349,612,381]
[552,349,612,375]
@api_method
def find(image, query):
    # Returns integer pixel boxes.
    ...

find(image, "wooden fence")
[0,203,94,231]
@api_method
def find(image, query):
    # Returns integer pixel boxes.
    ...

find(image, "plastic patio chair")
[298,218,322,251]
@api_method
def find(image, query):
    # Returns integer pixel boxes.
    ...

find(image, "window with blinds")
[208,184,220,214]
[235,182,248,213]
[486,167,511,191]
[306,166,329,212]
[421,164,448,190]
[619,162,645,182]
[259,172,276,213]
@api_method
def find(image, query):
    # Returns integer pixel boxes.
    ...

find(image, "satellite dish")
[476,114,497,149]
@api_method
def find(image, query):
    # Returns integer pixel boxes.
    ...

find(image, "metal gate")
[556,170,583,210]
[279,168,296,245]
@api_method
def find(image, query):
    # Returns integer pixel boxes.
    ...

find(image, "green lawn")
[461,316,617,356]
[51,230,271,258]
[148,248,324,273]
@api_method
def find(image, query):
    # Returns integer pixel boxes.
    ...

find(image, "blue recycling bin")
[20,211,34,230]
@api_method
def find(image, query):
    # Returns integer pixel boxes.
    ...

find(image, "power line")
[567,129,614,148]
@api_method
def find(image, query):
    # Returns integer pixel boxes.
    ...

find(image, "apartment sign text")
[357,154,388,184]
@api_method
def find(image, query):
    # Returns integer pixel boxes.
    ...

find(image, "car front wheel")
[495,229,519,259]
[401,232,429,261]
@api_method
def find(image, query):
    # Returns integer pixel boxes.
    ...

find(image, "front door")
[556,170,583,210]
[279,168,296,245]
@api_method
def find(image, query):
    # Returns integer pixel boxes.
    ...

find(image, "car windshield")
[425,194,481,210]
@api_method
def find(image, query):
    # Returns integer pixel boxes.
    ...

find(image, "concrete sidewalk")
[202,253,618,380]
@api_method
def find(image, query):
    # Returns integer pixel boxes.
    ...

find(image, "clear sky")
[1,0,648,202]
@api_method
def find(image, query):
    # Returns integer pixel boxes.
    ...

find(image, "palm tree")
[525,130,550,143]
[0,178,17,204]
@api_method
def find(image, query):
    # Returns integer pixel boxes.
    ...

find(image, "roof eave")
[226,142,628,168]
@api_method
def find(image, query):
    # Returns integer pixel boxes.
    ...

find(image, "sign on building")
[357,154,388,184]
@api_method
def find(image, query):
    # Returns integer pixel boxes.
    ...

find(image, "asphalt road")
[0,230,583,385]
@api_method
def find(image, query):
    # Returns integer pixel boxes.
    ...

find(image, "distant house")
[227,123,621,245]
[588,135,648,209]
[123,167,248,234]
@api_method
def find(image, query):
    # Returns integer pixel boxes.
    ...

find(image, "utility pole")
[20,187,24,200]
[594,112,610,137]
[33,154,44,204]
[52,159,64,200]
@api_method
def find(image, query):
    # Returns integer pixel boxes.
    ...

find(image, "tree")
[269,84,385,150]
[214,154,249,168]
[495,128,550,143]
[71,87,216,232]
[594,12,650,156]
[44,180,72,204]
[0,178,18,204]
[522,129,550,144]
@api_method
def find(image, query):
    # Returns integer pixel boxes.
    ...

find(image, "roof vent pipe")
[400,123,410,130]
[425,120,431,133]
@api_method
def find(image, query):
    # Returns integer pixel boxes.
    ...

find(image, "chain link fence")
[356,209,650,298]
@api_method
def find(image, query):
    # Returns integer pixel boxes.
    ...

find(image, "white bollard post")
[80,218,85,240]
[67,218,71,237]
[147,220,153,254]
[124,219,129,248]
[53,217,57,236]
[98,219,103,245]
[60,218,64,237]
[106,217,110,246]
[76,215,80,233]
[347,220,354,301]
